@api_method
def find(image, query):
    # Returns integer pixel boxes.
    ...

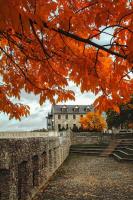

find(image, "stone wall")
[0,133,70,200]
[71,132,111,144]
[0,131,60,138]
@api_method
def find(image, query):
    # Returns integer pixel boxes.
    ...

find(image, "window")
[58,124,61,130]
[58,115,61,119]
[73,106,79,112]
[61,105,67,112]
[66,124,68,129]
[85,106,91,112]
[66,114,68,119]
[73,114,76,119]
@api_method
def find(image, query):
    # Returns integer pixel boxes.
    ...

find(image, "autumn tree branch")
[40,19,131,60]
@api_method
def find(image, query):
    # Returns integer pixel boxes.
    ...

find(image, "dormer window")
[85,106,91,112]
[73,106,79,112]
[61,105,67,112]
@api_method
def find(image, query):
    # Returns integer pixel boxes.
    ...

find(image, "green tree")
[106,99,133,129]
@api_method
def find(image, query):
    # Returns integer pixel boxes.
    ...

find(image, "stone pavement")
[34,155,133,200]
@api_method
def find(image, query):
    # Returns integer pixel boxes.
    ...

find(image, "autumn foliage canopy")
[0,0,133,119]
[80,112,107,132]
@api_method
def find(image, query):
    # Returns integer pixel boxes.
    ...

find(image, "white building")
[46,105,93,131]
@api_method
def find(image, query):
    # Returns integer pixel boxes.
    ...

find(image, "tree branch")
[0,47,52,92]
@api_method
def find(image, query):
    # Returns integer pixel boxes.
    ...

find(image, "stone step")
[117,144,133,148]
[70,140,133,161]
[71,143,108,146]
[70,145,108,149]
[113,150,133,159]
[113,153,133,162]
[126,147,133,151]
[114,149,133,155]
[115,150,133,156]
[119,140,133,142]
[111,139,133,162]
[120,142,133,145]
[113,153,123,161]
[70,143,108,155]
[70,147,105,151]
[100,140,121,157]
[70,149,104,153]
[70,151,102,155]
[120,138,133,141]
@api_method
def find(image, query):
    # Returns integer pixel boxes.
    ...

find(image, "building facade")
[46,105,93,131]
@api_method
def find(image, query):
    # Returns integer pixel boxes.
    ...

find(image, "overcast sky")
[0,82,97,131]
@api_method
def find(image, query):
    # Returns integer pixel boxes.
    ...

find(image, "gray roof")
[51,105,93,114]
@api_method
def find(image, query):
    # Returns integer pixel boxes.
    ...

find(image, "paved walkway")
[34,155,133,200]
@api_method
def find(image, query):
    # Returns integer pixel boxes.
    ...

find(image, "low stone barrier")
[0,131,63,138]
[71,131,111,144]
[0,132,70,200]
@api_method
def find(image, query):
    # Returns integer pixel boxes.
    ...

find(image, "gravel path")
[34,154,133,200]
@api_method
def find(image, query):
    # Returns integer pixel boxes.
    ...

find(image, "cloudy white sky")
[0,82,96,131]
